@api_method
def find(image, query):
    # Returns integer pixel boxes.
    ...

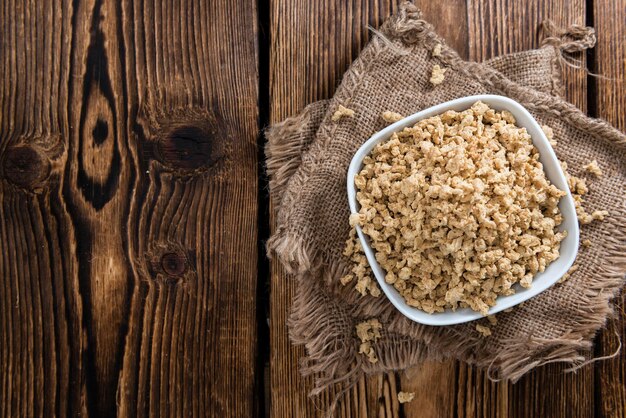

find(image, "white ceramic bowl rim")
[346,95,579,326]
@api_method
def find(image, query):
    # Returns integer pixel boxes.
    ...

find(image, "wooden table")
[0,1,623,417]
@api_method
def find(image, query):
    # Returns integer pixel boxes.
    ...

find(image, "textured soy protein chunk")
[397,391,415,403]
[356,319,382,363]
[583,160,602,176]
[332,104,355,121]
[430,64,446,85]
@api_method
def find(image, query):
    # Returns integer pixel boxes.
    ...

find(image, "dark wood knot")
[160,251,188,277]
[3,146,51,190]
[92,118,109,145]
[156,123,224,171]
[145,243,195,283]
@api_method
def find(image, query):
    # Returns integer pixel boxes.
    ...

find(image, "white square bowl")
[347,95,579,326]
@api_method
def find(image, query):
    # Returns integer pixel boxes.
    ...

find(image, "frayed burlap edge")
[266,1,626,414]
[289,273,448,417]
[265,100,330,208]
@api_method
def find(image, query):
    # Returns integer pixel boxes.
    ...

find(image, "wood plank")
[456,363,508,418]
[268,1,398,416]
[468,0,588,108]
[269,2,467,417]
[117,0,261,415]
[0,0,260,416]
[402,361,458,418]
[593,1,626,416]
[466,1,593,417]
[0,1,84,416]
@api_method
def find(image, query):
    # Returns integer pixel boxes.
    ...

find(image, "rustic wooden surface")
[594,1,626,417]
[0,0,624,417]
[0,0,259,417]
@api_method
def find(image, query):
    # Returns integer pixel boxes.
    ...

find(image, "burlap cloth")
[266,2,626,409]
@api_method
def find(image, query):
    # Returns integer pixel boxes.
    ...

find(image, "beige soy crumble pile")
[348,101,569,315]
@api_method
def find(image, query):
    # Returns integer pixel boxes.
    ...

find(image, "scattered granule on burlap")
[432,43,442,57]
[487,315,498,325]
[397,391,415,403]
[560,161,609,225]
[332,104,355,121]
[358,342,378,363]
[356,319,382,363]
[574,195,594,224]
[582,239,592,248]
[382,110,405,123]
[559,264,579,284]
[567,171,589,195]
[583,160,602,176]
[476,324,492,337]
[575,197,609,224]
[592,210,609,221]
[430,64,446,85]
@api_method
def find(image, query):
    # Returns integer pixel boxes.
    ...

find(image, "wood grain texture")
[1,0,623,417]
[268,1,397,416]
[467,0,588,108]
[0,1,83,416]
[594,1,626,416]
[0,0,260,416]
[402,361,457,418]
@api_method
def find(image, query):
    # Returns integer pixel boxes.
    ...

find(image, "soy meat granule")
[342,228,381,297]
[432,43,443,57]
[430,65,446,85]
[476,324,492,337]
[382,110,405,123]
[332,104,355,121]
[356,319,382,363]
[397,391,415,403]
[583,160,602,177]
[350,101,567,315]
[560,160,609,225]
[559,264,579,283]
